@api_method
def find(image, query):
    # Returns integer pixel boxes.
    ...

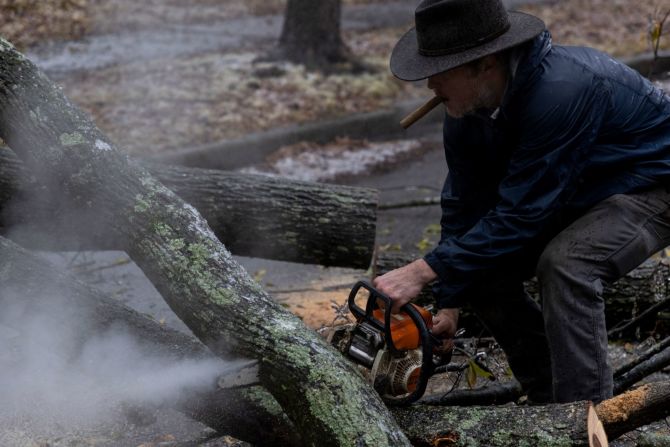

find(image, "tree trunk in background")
[277,0,355,69]
[0,236,300,446]
[0,147,377,268]
[0,38,409,446]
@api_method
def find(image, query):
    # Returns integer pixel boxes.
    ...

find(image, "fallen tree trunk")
[375,253,670,335]
[596,381,670,440]
[393,380,670,446]
[392,401,606,447]
[0,147,377,268]
[0,236,300,446]
[0,38,408,446]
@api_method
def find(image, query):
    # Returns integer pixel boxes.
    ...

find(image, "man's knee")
[535,236,573,284]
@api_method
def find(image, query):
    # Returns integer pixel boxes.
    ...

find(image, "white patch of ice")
[240,139,423,182]
[95,139,112,152]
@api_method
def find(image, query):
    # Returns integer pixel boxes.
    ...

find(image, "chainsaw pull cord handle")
[392,302,434,405]
[348,280,434,405]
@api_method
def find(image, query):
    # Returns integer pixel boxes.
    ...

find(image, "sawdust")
[595,384,649,424]
[269,271,361,330]
[276,288,351,330]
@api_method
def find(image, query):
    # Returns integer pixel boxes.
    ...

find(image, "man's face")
[427,63,498,118]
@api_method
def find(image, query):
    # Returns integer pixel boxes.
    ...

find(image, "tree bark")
[0,39,409,446]
[613,347,670,394]
[375,253,670,335]
[0,147,377,268]
[595,380,670,441]
[392,401,600,447]
[277,0,353,69]
[614,336,670,378]
[636,433,670,447]
[0,236,300,446]
[392,380,670,445]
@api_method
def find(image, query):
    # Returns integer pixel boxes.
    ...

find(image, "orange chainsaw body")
[371,304,433,350]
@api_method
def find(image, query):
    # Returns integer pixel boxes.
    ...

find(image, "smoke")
[0,283,226,436]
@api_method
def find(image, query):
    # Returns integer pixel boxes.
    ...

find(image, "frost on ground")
[240,137,424,182]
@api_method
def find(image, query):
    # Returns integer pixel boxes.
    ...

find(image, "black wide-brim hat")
[391,0,545,81]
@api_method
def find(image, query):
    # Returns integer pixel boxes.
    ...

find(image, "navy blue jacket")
[424,31,670,308]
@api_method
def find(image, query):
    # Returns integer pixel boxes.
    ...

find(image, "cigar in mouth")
[399,96,444,129]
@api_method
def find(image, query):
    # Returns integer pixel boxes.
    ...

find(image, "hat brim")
[390,11,545,81]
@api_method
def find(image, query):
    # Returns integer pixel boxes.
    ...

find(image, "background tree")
[271,0,365,72]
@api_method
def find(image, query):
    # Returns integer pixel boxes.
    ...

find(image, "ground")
[1,0,669,156]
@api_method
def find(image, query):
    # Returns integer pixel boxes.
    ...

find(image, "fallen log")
[0,147,377,268]
[393,401,608,447]
[614,336,670,378]
[613,347,670,394]
[596,380,670,440]
[375,253,670,335]
[0,38,408,446]
[393,380,670,446]
[636,433,670,447]
[0,236,300,446]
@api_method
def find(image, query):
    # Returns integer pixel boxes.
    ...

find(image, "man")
[373,0,670,404]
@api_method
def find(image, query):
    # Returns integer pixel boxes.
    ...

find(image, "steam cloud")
[0,283,226,439]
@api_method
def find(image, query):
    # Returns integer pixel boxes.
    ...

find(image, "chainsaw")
[328,280,454,405]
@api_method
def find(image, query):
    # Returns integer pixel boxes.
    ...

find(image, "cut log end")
[596,385,648,426]
[588,404,609,447]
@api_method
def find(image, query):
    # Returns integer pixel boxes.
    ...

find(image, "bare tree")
[269,0,366,72]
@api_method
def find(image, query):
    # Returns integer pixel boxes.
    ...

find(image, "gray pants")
[468,187,670,403]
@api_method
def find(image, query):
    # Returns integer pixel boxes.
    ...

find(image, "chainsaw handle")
[347,280,386,331]
[348,281,431,357]
[348,280,434,406]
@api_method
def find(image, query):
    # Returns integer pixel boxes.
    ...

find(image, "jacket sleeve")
[438,173,470,242]
[424,77,610,308]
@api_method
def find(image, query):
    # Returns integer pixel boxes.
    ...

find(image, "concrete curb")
[620,51,670,77]
[151,52,670,171]
[151,97,444,170]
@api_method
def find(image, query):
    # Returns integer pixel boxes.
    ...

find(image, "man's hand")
[432,308,459,338]
[432,307,460,357]
[372,259,437,313]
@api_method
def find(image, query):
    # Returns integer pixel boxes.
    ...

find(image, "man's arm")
[373,261,460,336]
[372,258,437,313]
